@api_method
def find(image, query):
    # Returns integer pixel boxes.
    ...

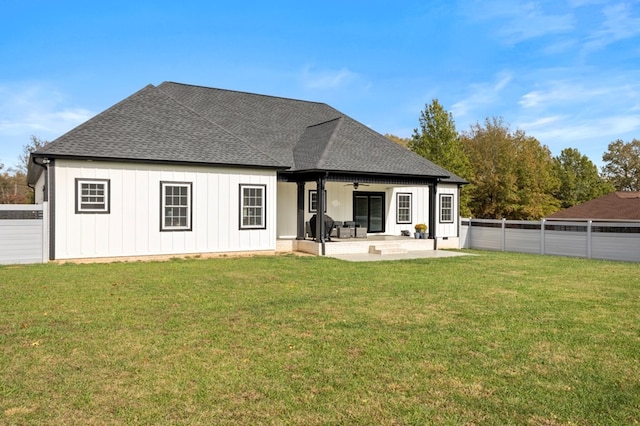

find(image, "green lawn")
[1,251,639,425]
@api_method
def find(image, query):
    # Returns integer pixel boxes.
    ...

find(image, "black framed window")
[75,178,110,214]
[396,193,412,224]
[440,194,454,223]
[240,184,266,229]
[309,189,327,213]
[161,181,192,231]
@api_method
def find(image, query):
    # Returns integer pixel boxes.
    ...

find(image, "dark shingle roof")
[32,81,466,182]
[35,84,284,168]
[546,192,640,220]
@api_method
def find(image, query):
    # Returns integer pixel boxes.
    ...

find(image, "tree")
[553,148,614,208]
[460,117,559,219]
[384,134,411,148]
[602,139,640,191]
[18,135,49,174]
[409,99,474,216]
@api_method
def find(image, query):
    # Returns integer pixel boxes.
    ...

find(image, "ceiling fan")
[344,182,370,189]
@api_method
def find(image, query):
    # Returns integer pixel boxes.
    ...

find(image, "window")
[76,178,110,213]
[396,193,412,224]
[308,189,327,213]
[240,184,266,229]
[440,194,454,223]
[161,182,192,231]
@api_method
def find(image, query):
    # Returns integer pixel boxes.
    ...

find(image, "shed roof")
[546,192,640,220]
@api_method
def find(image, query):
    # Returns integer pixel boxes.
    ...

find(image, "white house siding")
[435,184,461,248]
[52,160,277,260]
[276,182,297,239]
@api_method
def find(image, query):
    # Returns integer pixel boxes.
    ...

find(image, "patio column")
[315,175,327,254]
[296,181,306,240]
[429,182,437,242]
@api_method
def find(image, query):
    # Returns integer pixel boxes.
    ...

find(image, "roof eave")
[30,153,289,171]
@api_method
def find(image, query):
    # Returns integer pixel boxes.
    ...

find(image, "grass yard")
[1,251,639,425]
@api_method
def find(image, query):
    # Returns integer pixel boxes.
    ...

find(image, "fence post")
[541,218,546,255]
[501,218,506,252]
[587,220,592,259]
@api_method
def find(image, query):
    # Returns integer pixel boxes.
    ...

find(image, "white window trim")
[309,189,327,213]
[75,178,110,214]
[240,184,266,230]
[161,181,192,231]
[440,194,454,223]
[396,192,412,224]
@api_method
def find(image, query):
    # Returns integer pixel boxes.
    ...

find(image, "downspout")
[30,156,50,202]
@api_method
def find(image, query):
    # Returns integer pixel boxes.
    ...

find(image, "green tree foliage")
[0,167,30,204]
[602,139,640,191]
[553,148,614,208]
[384,134,411,148]
[409,99,474,216]
[460,117,559,220]
[0,135,49,204]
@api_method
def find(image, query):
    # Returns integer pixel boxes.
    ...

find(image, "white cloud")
[299,65,364,91]
[521,114,640,144]
[0,83,93,167]
[518,115,566,128]
[0,84,92,135]
[582,2,640,53]
[465,0,575,44]
[452,72,513,118]
[518,78,639,109]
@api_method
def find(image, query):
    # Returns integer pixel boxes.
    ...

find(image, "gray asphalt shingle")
[34,81,465,182]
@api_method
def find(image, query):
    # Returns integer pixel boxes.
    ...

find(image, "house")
[546,192,640,220]
[27,82,466,261]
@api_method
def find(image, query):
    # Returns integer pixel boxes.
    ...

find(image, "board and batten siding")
[435,184,460,240]
[53,160,277,260]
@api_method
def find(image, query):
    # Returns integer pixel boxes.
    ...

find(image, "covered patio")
[278,171,443,256]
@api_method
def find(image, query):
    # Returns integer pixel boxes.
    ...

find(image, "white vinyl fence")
[0,204,48,265]
[461,218,640,262]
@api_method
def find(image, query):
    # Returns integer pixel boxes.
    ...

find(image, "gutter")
[29,156,50,201]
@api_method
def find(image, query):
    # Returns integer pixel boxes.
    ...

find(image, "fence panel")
[591,222,640,262]
[467,219,503,251]
[460,219,471,249]
[461,218,640,262]
[0,204,46,265]
[504,221,541,254]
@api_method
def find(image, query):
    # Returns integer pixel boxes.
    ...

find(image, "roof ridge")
[156,83,287,168]
[160,81,330,107]
[316,117,343,169]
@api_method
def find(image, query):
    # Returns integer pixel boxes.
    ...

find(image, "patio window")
[308,190,327,213]
[440,194,454,223]
[396,193,412,224]
[240,184,266,229]
[75,178,110,213]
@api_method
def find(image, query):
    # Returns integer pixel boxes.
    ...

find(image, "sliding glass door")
[353,192,385,233]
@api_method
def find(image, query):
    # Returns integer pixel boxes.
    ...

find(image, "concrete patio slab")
[327,250,474,262]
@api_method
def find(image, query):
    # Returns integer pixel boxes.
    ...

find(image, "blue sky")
[1,0,639,170]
